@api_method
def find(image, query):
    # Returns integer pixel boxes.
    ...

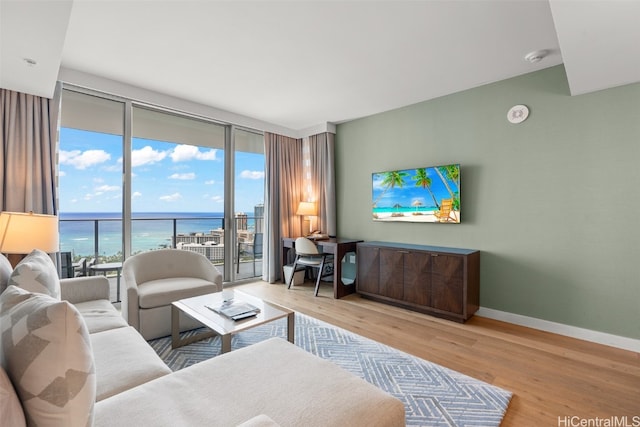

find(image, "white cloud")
[60,149,111,170]
[131,146,167,167]
[210,195,223,203]
[104,164,122,172]
[75,184,121,203]
[170,145,217,162]
[197,149,217,160]
[168,172,196,180]
[132,191,142,199]
[160,192,182,202]
[204,180,215,185]
[95,184,120,192]
[58,170,66,177]
[239,170,265,180]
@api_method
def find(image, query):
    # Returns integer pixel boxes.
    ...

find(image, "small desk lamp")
[296,201,317,236]
[0,211,59,268]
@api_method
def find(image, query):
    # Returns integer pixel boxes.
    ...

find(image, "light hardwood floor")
[235,280,640,427]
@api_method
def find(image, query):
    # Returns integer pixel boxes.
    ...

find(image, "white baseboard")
[476,307,640,353]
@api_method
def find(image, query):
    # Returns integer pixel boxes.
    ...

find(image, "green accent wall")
[335,65,640,340]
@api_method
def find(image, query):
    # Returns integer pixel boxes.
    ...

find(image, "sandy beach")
[373,210,459,223]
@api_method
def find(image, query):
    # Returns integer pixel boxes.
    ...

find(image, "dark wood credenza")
[356,241,480,322]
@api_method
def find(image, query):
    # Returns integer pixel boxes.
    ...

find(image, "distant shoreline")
[58,212,250,257]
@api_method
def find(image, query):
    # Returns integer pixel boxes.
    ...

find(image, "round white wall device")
[507,105,529,124]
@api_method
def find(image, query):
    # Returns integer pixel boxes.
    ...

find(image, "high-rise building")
[174,230,222,246]
[177,241,224,262]
[236,212,248,231]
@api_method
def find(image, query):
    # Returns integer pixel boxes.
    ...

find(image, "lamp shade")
[0,212,59,254]
[296,201,317,216]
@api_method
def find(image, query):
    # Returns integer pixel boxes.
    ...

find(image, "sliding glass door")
[129,106,228,272]
[59,87,264,285]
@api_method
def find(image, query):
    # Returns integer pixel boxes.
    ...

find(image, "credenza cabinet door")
[356,244,380,295]
[356,242,479,322]
[430,254,464,315]
[379,249,404,300]
[402,250,431,306]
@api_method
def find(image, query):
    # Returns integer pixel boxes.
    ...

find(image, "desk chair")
[287,237,333,296]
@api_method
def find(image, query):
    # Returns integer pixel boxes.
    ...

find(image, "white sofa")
[0,251,405,427]
[122,249,223,340]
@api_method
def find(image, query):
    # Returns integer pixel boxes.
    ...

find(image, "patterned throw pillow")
[0,286,96,427]
[8,249,61,299]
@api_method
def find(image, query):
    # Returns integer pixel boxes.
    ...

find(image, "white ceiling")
[2,1,640,132]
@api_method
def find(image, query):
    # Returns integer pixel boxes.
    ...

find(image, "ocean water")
[373,206,438,214]
[59,212,250,257]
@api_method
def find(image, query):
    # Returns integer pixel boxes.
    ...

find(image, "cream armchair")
[122,249,222,340]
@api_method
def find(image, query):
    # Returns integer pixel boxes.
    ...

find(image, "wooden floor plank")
[235,280,640,427]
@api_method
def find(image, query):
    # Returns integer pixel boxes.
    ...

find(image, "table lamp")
[296,201,317,236]
[0,211,59,268]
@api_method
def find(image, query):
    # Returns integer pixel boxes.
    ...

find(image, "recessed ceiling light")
[524,50,548,64]
[23,58,37,67]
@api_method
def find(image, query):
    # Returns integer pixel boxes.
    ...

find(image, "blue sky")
[59,128,265,213]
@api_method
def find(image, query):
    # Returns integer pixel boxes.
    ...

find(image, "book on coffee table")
[206,301,260,321]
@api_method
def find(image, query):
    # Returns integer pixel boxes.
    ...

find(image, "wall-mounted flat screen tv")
[372,163,460,223]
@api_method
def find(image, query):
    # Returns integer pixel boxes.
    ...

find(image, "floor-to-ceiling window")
[59,87,265,293]
[59,89,125,270]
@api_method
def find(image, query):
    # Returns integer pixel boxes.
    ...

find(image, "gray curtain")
[263,132,304,283]
[1,84,60,215]
[309,132,336,237]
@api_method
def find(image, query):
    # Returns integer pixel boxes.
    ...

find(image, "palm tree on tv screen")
[413,168,440,210]
[372,171,408,207]
[436,165,460,209]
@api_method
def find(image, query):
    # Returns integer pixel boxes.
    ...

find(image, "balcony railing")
[59,214,263,272]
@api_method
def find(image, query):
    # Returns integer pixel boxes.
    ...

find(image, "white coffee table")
[171,289,294,352]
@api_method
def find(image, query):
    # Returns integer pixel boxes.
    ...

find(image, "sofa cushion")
[74,299,128,333]
[0,366,26,427]
[8,249,60,299]
[0,285,96,427]
[90,326,171,401]
[60,276,111,305]
[0,253,13,294]
[138,277,218,309]
[94,338,405,427]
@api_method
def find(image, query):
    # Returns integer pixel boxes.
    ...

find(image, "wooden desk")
[282,237,363,299]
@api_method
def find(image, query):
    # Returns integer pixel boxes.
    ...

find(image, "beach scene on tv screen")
[372,164,460,223]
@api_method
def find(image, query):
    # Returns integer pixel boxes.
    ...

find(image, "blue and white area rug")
[149,313,512,426]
